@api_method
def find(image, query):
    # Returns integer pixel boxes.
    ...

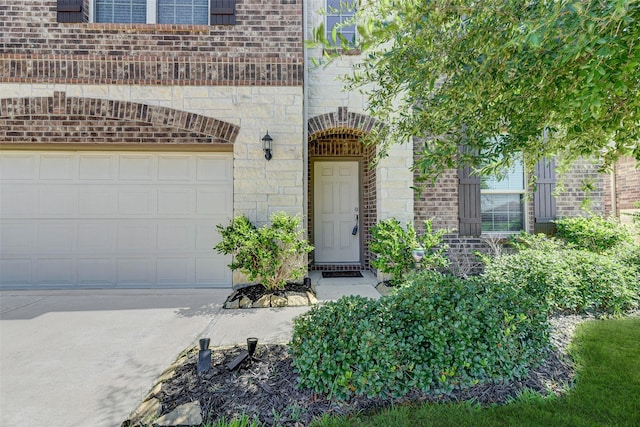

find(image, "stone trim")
[0,92,240,145]
[1,56,303,86]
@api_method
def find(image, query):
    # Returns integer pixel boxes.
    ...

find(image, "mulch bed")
[225,282,315,307]
[140,314,594,426]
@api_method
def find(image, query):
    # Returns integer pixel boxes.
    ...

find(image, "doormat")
[322,271,363,278]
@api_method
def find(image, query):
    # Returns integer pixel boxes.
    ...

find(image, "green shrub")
[508,231,568,252]
[214,212,313,291]
[290,272,549,400]
[370,218,449,285]
[483,248,639,314]
[290,296,387,399]
[554,216,632,252]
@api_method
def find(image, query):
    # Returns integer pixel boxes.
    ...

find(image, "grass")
[313,317,640,427]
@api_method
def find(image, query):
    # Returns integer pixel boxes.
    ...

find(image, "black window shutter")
[57,0,83,23]
[534,157,557,235]
[210,0,236,25]
[458,147,481,236]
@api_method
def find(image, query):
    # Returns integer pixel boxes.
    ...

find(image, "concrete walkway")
[0,273,380,427]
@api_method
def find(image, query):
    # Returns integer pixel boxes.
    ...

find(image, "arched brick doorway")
[307,108,379,271]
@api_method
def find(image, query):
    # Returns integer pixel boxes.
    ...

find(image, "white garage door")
[0,151,233,289]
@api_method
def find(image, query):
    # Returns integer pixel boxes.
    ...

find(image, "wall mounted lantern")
[262,131,273,161]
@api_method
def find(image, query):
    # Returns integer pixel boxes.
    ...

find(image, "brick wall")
[0,91,238,145]
[555,158,605,217]
[0,0,303,86]
[413,147,607,274]
[604,156,640,215]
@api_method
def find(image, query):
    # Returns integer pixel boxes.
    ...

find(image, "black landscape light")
[197,338,211,375]
[247,337,258,358]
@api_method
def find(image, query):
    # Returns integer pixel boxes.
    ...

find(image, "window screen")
[158,0,208,24]
[95,0,146,23]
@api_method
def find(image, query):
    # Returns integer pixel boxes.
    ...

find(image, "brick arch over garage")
[0,91,239,146]
[307,108,382,271]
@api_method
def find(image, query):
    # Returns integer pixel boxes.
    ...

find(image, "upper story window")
[480,157,525,232]
[326,0,356,45]
[95,0,146,23]
[158,0,208,24]
[93,0,228,25]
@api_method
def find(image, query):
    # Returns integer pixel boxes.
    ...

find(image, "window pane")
[326,0,356,45]
[158,0,208,24]
[481,157,525,190]
[96,0,146,23]
[481,194,524,232]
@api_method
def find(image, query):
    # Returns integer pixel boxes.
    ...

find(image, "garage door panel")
[1,222,36,253]
[158,223,195,251]
[39,154,75,180]
[196,257,231,286]
[196,223,222,250]
[197,189,232,215]
[78,258,116,285]
[157,258,195,284]
[117,223,157,252]
[1,154,36,180]
[36,258,74,285]
[39,188,77,216]
[119,155,156,181]
[1,187,37,216]
[78,222,117,252]
[196,156,232,181]
[37,222,76,253]
[157,188,195,216]
[118,189,156,216]
[158,155,193,181]
[1,151,233,289]
[79,154,116,181]
[117,258,155,284]
[0,259,33,284]
[79,187,118,216]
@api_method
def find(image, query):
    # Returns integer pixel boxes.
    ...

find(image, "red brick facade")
[0,0,303,86]
[605,156,640,215]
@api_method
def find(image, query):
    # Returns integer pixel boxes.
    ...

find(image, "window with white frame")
[94,0,209,24]
[480,157,526,232]
[325,0,356,45]
[95,0,146,23]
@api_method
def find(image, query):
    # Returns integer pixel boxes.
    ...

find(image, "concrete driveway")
[0,280,381,427]
[0,289,228,427]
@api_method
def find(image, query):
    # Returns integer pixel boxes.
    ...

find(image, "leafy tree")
[311,0,640,180]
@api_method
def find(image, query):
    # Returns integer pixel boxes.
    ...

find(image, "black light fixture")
[262,131,273,160]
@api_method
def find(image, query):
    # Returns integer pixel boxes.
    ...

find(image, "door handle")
[352,214,359,235]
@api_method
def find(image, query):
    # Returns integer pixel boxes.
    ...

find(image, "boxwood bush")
[483,248,639,314]
[290,272,550,400]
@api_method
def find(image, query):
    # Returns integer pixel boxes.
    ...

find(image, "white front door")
[313,161,360,263]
